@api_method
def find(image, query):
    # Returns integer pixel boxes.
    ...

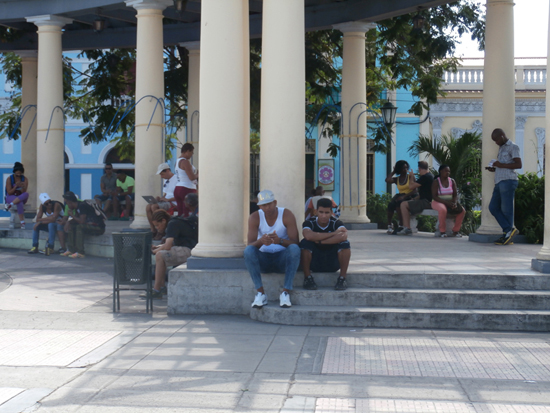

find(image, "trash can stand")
[112,231,153,313]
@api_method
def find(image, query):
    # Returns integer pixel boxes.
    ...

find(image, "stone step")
[305,273,550,290]
[290,287,550,310]
[250,304,550,331]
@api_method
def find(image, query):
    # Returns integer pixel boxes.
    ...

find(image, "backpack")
[84,200,107,225]
[170,214,198,249]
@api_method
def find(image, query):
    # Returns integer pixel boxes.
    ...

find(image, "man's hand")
[259,234,274,246]
[33,222,41,230]
[267,231,280,245]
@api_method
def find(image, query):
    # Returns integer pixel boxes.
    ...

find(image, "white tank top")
[175,156,197,189]
[258,207,288,253]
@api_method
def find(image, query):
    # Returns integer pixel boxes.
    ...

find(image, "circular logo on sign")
[318,165,334,185]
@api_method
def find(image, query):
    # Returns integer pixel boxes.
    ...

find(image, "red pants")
[174,186,197,217]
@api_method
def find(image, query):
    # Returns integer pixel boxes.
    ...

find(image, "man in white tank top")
[244,190,300,309]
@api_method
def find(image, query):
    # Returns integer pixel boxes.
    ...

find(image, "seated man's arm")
[73,213,87,225]
[282,209,299,245]
[302,227,337,242]
[153,237,174,253]
[247,212,268,248]
[126,185,134,195]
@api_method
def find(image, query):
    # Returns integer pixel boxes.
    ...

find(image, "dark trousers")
[66,223,105,254]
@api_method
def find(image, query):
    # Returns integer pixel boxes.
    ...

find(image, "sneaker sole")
[280,304,291,308]
[503,229,519,245]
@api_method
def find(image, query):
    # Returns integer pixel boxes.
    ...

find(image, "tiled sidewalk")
[315,398,550,413]
[322,337,550,381]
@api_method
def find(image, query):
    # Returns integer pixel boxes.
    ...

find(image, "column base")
[339,211,370,224]
[475,223,503,235]
[187,256,246,270]
[468,233,502,243]
[130,215,150,230]
[531,259,550,273]
[192,242,245,258]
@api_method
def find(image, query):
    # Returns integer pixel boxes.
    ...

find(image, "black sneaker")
[494,235,506,245]
[502,228,519,245]
[58,248,67,254]
[139,289,163,299]
[28,246,39,254]
[334,276,347,291]
[303,275,317,290]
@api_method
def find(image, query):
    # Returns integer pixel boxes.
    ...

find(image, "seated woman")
[385,160,416,234]
[431,164,466,238]
[28,193,64,255]
[4,162,29,229]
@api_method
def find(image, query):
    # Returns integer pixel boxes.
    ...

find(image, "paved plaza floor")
[0,230,549,412]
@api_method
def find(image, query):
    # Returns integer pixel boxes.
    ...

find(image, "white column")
[260,0,305,222]
[534,4,550,263]
[333,22,376,224]
[26,16,72,203]
[476,0,515,235]
[191,0,248,258]
[181,41,200,169]
[514,116,526,174]
[126,0,172,229]
[18,51,38,210]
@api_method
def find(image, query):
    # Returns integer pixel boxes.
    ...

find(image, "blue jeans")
[32,223,62,248]
[489,179,518,234]
[244,244,300,291]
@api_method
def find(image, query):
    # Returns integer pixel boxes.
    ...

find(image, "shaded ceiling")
[0,0,451,52]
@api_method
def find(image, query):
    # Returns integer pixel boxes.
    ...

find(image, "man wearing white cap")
[28,193,65,256]
[146,163,178,240]
[244,189,300,309]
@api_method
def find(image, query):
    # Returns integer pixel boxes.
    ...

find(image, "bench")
[410,208,458,237]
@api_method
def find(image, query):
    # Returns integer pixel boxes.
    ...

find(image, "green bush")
[366,192,393,229]
[515,173,544,244]
[461,210,481,236]
[417,215,436,232]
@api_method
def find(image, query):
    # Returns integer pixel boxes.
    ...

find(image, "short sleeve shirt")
[76,201,105,229]
[417,173,434,201]
[302,216,347,251]
[163,176,178,205]
[100,174,117,192]
[117,176,135,192]
[165,216,198,249]
[495,140,521,184]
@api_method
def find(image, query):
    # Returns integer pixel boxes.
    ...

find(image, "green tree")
[0,1,485,158]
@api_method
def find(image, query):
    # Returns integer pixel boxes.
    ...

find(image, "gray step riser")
[250,309,550,331]
[291,291,550,310]
[307,274,550,291]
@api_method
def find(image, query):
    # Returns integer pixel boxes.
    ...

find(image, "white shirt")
[163,175,178,206]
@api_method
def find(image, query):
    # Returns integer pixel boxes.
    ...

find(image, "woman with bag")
[431,164,465,238]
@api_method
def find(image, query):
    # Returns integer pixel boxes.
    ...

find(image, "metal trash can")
[112,231,153,312]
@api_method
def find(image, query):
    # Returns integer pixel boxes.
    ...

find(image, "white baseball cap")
[156,163,171,175]
[39,193,51,204]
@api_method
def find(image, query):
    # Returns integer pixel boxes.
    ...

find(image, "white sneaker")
[386,225,393,234]
[4,203,11,211]
[279,291,292,308]
[251,292,267,308]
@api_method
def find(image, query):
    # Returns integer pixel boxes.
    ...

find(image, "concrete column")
[26,16,72,203]
[532,4,550,269]
[126,0,172,229]
[181,41,200,169]
[476,0,515,236]
[333,22,376,224]
[18,51,38,210]
[260,0,305,222]
[191,0,249,258]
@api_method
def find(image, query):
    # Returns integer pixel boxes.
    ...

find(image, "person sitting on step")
[61,191,106,258]
[147,163,178,241]
[4,162,29,229]
[397,161,435,236]
[244,189,300,309]
[300,197,351,291]
[144,193,198,299]
[112,170,135,220]
[28,193,65,256]
[385,160,417,234]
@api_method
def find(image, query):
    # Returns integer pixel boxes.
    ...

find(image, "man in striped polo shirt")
[487,128,522,245]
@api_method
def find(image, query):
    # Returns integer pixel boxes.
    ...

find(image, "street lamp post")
[381,101,397,194]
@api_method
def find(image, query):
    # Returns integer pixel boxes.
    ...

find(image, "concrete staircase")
[249,272,550,331]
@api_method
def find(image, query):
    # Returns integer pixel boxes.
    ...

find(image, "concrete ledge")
[167,269,295,315]
[469,233,528,244]
[532,258,550,273]
[187,256,246,270]
[343,222,378,230]
[0,227,114,257]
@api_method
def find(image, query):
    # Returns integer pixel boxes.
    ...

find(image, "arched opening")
[64,152,70,194]
[105,147,135,179]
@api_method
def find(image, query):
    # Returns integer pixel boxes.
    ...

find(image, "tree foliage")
[0,1,485,159]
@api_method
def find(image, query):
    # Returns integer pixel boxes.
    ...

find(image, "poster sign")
[317,159,335,191]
